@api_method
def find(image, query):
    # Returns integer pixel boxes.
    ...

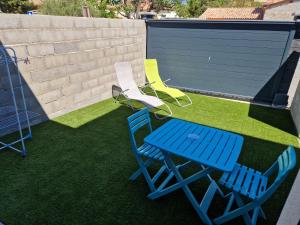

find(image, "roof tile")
[200,8,264,20]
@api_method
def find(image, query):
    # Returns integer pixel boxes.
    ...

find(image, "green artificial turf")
[0,93,299,225]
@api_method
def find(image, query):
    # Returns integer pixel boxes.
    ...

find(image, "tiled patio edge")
[277,168,300,225]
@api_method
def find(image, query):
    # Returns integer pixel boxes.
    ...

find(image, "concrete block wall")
[287,40,300,106]
[0,14,146,123]
[291,80,300,137]
[264,1,300,21]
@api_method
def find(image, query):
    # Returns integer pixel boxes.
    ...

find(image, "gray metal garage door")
[146,20,296,103]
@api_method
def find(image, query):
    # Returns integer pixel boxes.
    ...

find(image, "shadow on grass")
[0,105,298,225]
[248,52,300,135]
[248,103,298,135]
[142,87,180,106]
[253,51,299,105]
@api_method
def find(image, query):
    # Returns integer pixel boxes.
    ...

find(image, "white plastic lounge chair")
[114,62,172,119]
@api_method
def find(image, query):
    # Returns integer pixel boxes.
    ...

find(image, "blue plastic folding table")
[144,118,244,225]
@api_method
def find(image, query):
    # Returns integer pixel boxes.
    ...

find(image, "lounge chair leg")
[173,94,192,107]
[180,94,193,107]
[154,104,172,120]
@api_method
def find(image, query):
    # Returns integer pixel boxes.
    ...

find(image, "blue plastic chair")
[213,145,297,225]
[127,108,184,193]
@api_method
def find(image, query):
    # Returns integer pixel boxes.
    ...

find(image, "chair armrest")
[145,81,157,86]
[120,89,129,94]
[112,84,129,94]
[112,85,129,102]
[162,78,171,87]
[139,81,156,89]
[139,82,159,97]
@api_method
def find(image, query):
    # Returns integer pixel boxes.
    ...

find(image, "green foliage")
[230,0,262,7]
[174,1,188,17]
[0,0,34,13]
[130,0,142,18]
[39,0,84,17]
[39,0,116,18]
[152,0,174,13]
[207,0,231,7]
[208,0,262,7]
[89,0,116,18]
[174,0,262,18]
[116,3,135,18]
[175,0,207,18]
[187,0,206,17]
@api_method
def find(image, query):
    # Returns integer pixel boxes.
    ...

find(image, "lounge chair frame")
[144,59,192,107]
[145,79,192,107]
[113,62,172,120]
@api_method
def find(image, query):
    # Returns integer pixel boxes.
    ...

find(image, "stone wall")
[287,40,300,106]
[291,80,300,137]
[0,14,146,123]
[264,1,300,21]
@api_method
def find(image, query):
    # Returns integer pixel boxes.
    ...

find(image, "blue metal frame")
[0,46,38,157]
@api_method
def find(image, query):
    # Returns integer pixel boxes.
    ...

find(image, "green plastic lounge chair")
[144,59,192,107]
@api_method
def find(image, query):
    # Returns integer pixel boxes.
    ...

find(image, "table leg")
[163,153,214,225]
[148,165,214,200]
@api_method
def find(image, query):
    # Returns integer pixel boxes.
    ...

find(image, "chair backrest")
[144,59,166,89]
[127,108,152,152]
[276,145,297,181]
[258,145,296,204]
[114,62,140,94]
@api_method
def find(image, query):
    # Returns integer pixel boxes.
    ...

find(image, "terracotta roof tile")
[200,8,264,20]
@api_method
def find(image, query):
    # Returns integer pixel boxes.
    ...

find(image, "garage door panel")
[149,52,281,72]
[149,27,289,40]
[146,20,295,102]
